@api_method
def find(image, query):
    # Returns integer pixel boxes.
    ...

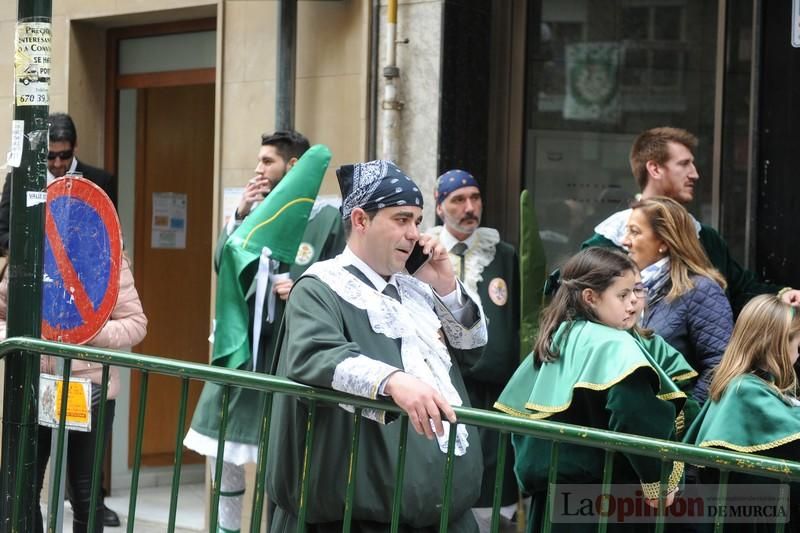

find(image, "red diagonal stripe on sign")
[45,213,95,322]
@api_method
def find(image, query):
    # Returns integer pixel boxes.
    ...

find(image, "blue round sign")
[42,177,121,344]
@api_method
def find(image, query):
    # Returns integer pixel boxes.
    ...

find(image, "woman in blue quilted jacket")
[622,196,733,404]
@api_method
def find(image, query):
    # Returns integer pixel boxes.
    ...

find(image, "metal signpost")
[0,0,52,530]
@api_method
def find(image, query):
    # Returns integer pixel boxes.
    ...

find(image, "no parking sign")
[43,176,122,344]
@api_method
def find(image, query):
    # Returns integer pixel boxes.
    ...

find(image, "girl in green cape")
[496,247,685,532]
[684,294,800,532]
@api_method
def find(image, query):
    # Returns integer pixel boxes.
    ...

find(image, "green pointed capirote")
[519,189,547,359]
[212,144,331,369]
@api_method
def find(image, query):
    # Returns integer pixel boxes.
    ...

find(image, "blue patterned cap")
[337,160,423,220]
[435,170,480,205]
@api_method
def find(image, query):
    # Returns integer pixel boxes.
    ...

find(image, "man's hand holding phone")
[408,235,457,296]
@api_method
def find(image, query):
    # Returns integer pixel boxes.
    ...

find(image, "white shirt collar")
[46,157,79,184]
[339,246,398,293]
[439,226,477,251]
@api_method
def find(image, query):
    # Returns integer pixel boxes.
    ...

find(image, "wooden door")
[131,83,214,465]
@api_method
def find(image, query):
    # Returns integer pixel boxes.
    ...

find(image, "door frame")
[103,16,217,478]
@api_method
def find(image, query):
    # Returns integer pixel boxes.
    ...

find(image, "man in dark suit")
[0,112,116,255]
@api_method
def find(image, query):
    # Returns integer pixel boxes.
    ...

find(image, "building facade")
[1,0,798,526]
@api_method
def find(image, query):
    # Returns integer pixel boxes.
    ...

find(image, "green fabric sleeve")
[279,276,364,387]
[213,227,230,274]
[606,369,677,484]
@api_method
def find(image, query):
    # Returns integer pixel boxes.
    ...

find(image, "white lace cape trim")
[303,257,469,455]
[594,208,702,247]
[428,226,499,297]
[183,428,258,465]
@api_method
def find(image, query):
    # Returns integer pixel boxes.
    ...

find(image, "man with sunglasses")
[0,112,116,255]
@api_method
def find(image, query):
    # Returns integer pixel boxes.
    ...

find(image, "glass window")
[119,31,216,75]
[524,0,719,271]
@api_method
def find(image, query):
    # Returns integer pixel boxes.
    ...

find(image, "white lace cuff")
[332,355,399,400]
[432,280,488,350]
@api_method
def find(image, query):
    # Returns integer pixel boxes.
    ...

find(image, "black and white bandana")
[337,160,423,219]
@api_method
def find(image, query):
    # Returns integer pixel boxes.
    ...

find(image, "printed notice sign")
[7,120,24,168]
[14,22,51,106]
[38,373,92,432]
[151,192,187,249]
[793,0,800,48]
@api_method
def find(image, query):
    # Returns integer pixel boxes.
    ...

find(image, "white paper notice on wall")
[151,192,187,249]
[793,0,800,48]
[6,120,24,168]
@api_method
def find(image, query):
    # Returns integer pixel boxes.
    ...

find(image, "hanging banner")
[14,21,51,107]
[563,42,620,124]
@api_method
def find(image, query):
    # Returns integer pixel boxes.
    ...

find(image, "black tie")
[382,283,401,302]
[451,242,467,280]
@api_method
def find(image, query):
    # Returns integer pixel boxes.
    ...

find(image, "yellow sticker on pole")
[14,22,51,106]
[38,374,92,432]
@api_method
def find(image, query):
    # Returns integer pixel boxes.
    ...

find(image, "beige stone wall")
[220,0,370,197]
[376,0,444,229]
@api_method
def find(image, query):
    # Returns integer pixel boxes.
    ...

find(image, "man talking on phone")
[266,160,488,531]
[427,170,520,530]
[185,130,345,533]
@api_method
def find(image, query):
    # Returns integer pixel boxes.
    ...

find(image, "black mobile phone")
[405,242,431,275]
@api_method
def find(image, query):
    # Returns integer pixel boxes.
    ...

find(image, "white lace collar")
[428,226,499,295]
[594,208,702,247]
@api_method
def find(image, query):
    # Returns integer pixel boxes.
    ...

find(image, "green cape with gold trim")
[495,320,685,419]
[633,330,698,384]
[684,374,800,453]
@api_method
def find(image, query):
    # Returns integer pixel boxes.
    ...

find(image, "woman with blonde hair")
[622,196,733,404]
[684,294,800,532]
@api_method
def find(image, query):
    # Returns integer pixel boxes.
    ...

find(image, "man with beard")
[0,113,116,255]
[583,127,800,313]
[427,170,520,530]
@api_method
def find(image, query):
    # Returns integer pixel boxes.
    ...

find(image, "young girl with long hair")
[497,247,686,532]
[684,294,800,532]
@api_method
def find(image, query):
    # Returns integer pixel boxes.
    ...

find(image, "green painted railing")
[1,336,799,532]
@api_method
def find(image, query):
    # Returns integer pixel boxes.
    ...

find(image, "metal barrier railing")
[1,336,799,533]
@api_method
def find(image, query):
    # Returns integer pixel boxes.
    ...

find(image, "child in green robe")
[496,247,685,532]
[684,294,800,532]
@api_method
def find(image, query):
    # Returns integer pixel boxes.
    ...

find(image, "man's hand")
[236,175,272,219]
[780,288,800,307]
[384,372,456,439]
[413,234,457,296]
[273,278,293,301]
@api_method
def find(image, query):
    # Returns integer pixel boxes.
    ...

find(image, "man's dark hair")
[342,209,378,238]
[48,113,78,146]
[261,130,310,163]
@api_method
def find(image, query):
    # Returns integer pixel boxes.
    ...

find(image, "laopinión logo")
[551,484,790,524]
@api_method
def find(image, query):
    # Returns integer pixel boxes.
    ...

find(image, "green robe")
[633,330,700,436]
[683,373,800,532]
[189,205,345,448]
[496,320,685,532]
[582,222,779,314]
[430,226,520,506]
[266,264,486,531]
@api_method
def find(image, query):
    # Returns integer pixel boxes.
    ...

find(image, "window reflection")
[524,0,718,271]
